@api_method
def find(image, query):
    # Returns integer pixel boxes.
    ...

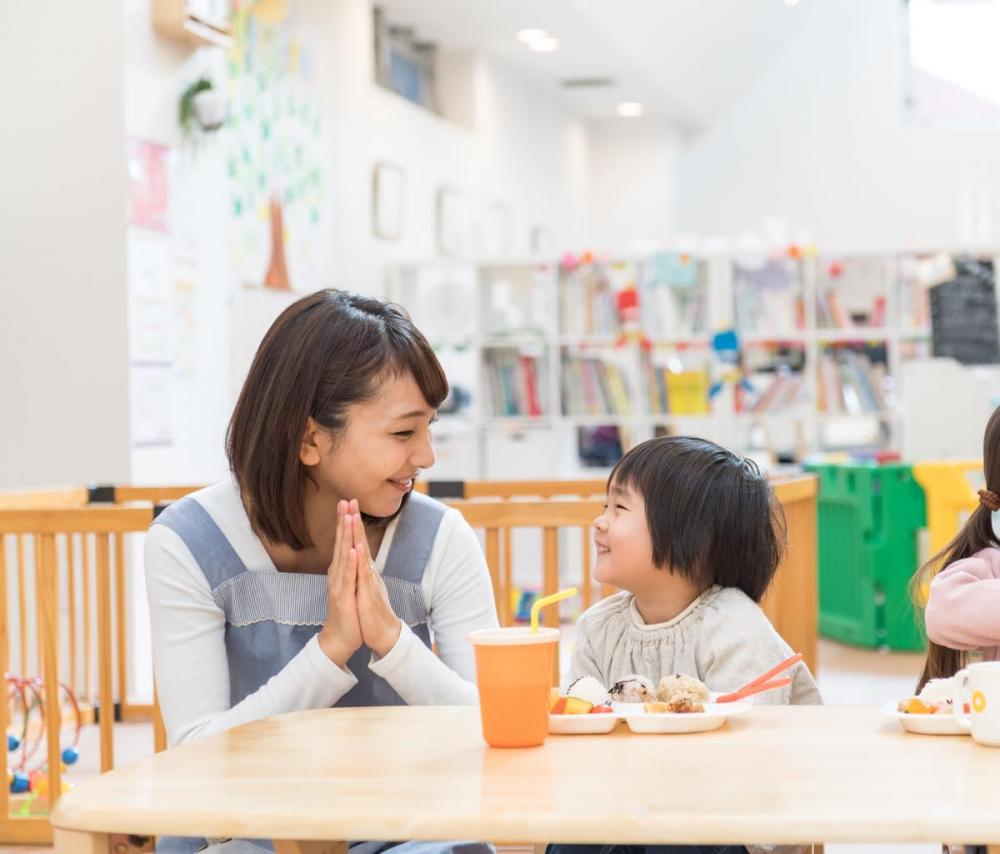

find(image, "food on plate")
[655,674,710,713]
[550,676,612,714]
[609,674,657,703]
[896,677,966,715]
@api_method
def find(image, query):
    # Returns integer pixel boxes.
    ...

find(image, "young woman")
[146,289,498,854]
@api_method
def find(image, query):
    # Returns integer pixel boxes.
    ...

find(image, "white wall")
[325,0,591,289]
[0,3,131,489]
[116,0,595,487]
[586,118,679,254]
[676,0,1000,253]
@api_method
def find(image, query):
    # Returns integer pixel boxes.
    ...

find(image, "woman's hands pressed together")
[352,506,404,657]
[317,499,402,666]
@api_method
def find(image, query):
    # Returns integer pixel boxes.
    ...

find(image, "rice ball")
[608,674,657,703]
[656,674,710,705]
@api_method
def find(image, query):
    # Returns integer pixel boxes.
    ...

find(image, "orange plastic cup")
[468,626,559,748]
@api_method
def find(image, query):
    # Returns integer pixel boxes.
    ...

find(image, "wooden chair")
[768,476,819,677]
[450,499,603,686]
[0,487,90,510]
[452,475,820,678]
[0,505,154,844]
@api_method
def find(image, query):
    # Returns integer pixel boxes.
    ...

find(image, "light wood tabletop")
[50,705,1000,852]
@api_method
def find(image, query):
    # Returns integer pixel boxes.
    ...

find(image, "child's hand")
[317,500,364,666]
[351,504,402,658]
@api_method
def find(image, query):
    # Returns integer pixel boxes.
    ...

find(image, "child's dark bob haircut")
[608,436,786,602]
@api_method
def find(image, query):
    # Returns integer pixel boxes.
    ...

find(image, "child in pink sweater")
[920,406,1000,688]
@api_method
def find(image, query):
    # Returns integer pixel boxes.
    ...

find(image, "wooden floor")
[2,639,934,854]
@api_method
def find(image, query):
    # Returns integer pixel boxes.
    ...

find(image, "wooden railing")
[0,505,154,844]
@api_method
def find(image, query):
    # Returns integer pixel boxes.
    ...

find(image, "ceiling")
[375,0,821,132]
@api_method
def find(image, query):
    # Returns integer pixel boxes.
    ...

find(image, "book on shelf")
[734,260,805,335]
[638,271,706,340]
[817,349,887,414]
[643,362,711,415]
[561,353,632,416]
[817,291,886,329]
[559,263,622,338]
[666,370,711,415]
[746,373,806,413]
[484,349,547,417]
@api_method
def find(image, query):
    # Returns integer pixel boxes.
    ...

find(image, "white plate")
[548,712,620,735]
[618,701,752,734]
[879,700,969,736]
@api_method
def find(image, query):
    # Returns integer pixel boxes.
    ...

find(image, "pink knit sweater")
[925,546,1000,660]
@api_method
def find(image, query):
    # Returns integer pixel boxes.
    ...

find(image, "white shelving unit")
[387,252,941,479]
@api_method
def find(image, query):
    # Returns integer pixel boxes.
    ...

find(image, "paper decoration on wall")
[226,1,329,291]
[372,162,405,241]
[126,139,169,232]
[127,230,173,364]
[130,363,173,448]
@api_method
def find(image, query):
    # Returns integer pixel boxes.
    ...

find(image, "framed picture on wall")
[372,161,406,241]
[436,186,464,256]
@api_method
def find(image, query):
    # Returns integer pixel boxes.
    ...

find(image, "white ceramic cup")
[952,661,1000,746]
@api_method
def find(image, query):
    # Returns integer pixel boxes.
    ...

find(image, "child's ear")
[298,417,322,466]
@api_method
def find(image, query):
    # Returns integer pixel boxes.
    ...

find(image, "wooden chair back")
[451,475,819,678]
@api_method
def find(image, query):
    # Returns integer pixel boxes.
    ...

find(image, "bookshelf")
[387,251,950,479]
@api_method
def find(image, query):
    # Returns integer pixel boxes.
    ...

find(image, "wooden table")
[50,705,1000,853]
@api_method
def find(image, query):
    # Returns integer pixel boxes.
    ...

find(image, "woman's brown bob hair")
[227,288,448,550]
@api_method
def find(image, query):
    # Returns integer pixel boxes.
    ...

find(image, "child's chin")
[592,565,617,587]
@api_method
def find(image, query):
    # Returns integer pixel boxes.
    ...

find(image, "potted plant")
[179,77,227,140]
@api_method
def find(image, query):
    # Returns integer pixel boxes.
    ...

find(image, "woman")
[146,289,498,854]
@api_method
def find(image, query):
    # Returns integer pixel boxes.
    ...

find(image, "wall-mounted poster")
[126,139,169,232]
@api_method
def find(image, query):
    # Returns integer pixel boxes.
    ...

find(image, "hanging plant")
[179,78,227,141]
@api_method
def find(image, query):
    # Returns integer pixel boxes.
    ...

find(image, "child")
[566,435,821,706]
[547,437,820,854]
[919,406,1000,690]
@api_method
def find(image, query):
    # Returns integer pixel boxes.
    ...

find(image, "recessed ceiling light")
[784,0,799,6]
[529,35,560,53]
[517,28,547,44]
[616,101,644,117]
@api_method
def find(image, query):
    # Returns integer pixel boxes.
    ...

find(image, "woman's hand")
[351,502,402,658]
[317,500,364,667]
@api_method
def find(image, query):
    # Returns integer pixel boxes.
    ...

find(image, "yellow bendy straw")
[530,587,578,633]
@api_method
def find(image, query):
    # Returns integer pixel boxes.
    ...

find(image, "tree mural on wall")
[225,0,328,291]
